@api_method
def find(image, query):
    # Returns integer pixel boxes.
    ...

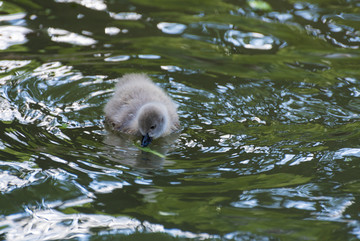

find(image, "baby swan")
[104,73,180,147]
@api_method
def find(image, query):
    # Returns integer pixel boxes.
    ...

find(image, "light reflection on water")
[225,30,281,50]
[55,0,107,11]
[0,26,32,50]
[1,207,218,241]
[0,0,360,240]
[157,22,187,35]
[47,28,97,46]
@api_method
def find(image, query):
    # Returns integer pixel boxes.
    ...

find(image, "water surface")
[0,0,360,240]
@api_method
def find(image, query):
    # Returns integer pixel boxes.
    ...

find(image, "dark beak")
[141,133,152,147]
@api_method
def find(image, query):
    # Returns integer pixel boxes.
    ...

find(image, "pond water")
[1,0,360,240]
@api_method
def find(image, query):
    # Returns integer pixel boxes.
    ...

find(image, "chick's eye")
[150,125,156,130]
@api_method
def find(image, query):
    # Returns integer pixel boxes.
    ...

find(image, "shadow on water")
[102,127,180,169]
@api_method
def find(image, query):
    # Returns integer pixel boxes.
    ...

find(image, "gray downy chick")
[104,73,180,147]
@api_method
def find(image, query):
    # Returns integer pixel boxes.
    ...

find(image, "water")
[0,0,360,240]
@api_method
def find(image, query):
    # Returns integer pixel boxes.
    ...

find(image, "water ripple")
[0,161,45,193]
[225,30,281,50]
[232,184,355,222]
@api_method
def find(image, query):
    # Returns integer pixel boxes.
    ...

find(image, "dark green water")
[1,0,360,240]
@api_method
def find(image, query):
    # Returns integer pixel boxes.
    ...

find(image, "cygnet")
[104,73,180,147]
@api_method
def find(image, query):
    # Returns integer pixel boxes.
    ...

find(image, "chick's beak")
[141,133,152,147]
